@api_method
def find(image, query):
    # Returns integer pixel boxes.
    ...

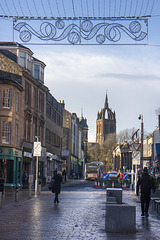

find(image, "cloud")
[93,72,160,82]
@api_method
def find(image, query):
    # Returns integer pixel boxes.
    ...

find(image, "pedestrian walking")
[62,169,66,183]
[117,169,124,187]
[52,171,62,204]
[22,170,28,188]
[136,167,156,217]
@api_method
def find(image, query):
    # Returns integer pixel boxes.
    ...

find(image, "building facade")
[0,42,48,186]
[62,107,88,179]
[96,93,116,144]
[113,142,132,172]
[0,51,23,186]
[45,92,64,179]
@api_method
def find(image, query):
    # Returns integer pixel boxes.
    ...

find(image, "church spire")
[104,91,108,109]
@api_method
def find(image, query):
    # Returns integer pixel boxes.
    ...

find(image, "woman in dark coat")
[137,167,155,217]
[53,171,62,204]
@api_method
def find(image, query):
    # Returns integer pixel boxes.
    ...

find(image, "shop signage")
[0,148,13,155]
[0,148,22,157]
[24,152,32,158]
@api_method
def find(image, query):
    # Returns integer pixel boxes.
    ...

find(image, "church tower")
[96,93,116,144]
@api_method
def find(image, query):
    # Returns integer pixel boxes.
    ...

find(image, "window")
[27,54,31,71]
[52,108,56,122]
[25,119,30,141]
[46,103,51,118]
[3,88,11,109]
[16,92,19,112]
[25,82,31,105]
[15,124,18,147]
[39,92,44,113]
[40,66,44,82]
[33,87,38,109]
[2,121,11,144]
[20,51,26,67]
[34,64,40,79]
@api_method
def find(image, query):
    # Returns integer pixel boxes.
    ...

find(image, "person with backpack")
[136,167,156,217]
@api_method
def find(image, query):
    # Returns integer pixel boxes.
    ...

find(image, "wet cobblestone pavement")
[0,183,160,240]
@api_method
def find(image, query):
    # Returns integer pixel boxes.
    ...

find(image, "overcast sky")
[0,0,160,142]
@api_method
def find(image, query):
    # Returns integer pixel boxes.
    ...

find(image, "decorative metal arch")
[13,18,148,45]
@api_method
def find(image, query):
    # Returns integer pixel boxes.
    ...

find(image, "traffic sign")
[132,151,140,165]
[129,142,141,152]
[123,173,128,180]
[102,173,109,180]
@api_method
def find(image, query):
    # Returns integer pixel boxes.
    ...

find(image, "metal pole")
[35,137,39,195]
[35,155,38,195]
[141,116,144,170]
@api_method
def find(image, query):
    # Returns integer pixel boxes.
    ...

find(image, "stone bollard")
[106,188,122,204]
[106,204,136,233]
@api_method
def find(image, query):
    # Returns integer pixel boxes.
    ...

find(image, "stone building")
[62,106,88,179]
[0,42,48,186]
[0,50,23,186]
[45,92,64,178]
[113,142,132,172]
[96,93,116,144]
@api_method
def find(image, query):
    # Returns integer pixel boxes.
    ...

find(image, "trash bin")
[0,178,5,193]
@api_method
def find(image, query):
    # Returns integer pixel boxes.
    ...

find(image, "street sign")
[102,173,109,180]
[132,151,140,165]
[129,142,141,152]
[33,142,41,156]
[123,173,128,180]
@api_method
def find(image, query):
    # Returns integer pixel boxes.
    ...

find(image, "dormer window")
[20,51,26,67]
[34,64,40,79]
[34,64,44,83]
[27,54,31,72]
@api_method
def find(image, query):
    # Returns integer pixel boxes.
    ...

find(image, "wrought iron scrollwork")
[14,19,147,44]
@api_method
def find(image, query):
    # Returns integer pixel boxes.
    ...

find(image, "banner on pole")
[33,142,41,156]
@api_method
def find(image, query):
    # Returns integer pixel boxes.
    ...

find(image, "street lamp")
[138,114,143,170]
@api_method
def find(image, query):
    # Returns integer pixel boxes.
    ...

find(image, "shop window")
[2,121,11,144]
[3,88,11,109]
[6,160,14,183]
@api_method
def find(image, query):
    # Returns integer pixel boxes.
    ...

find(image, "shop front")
[0,148,22,187]
[22,147,32,174]
[70,155,78,178]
